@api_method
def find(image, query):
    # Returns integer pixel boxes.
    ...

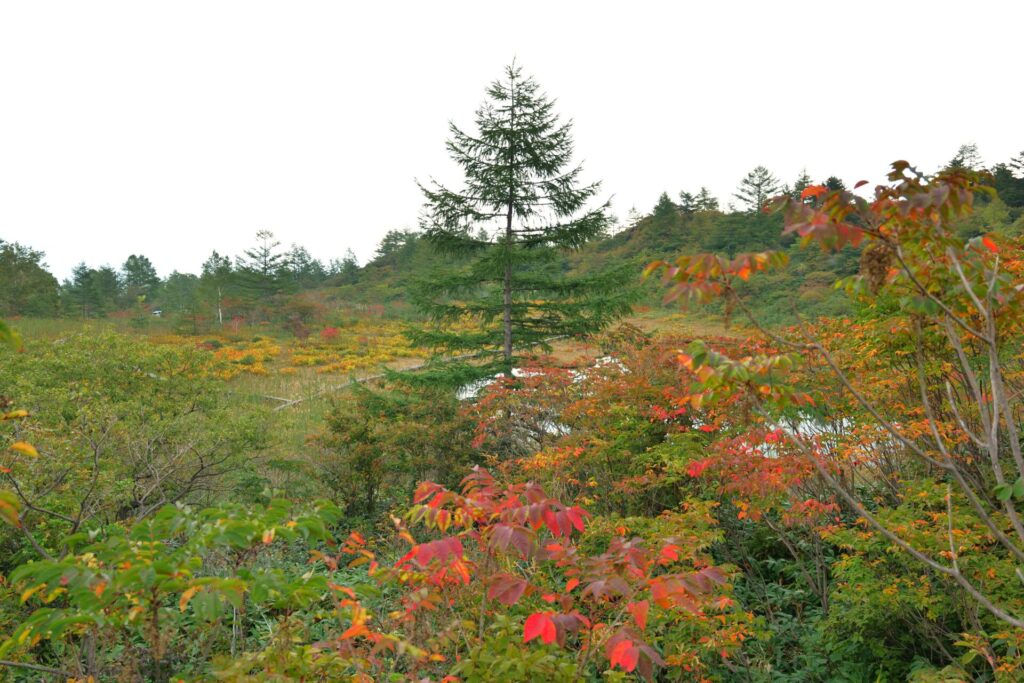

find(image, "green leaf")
[995,483,1013,502]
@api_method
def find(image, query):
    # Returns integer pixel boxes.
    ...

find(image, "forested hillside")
[3,60,1024,683]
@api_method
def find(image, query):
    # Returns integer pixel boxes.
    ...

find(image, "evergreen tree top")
[419,62,608,252]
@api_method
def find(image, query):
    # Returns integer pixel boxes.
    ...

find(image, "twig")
[0,659,75,677]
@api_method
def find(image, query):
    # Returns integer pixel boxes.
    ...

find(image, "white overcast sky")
[1,1,1021,279]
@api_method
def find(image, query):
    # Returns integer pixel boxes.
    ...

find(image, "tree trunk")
[503,72,516,373]
[503,202,513,370]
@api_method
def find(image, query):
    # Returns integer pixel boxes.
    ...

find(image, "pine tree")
[1008,151,1024,183]
[414,63,635,381]
[652,192,678,220]
[235,230,288,305]
[63,263,95,317]
[678,191,698,214]
[947,143,983,171]
[121,254,160,303]
[791,168,813,200]
[824,176,846,192]
[733,166,781,213]
[91,266,122,315]
[695,187,719,212]
[283,244,326,289]
[329,249,360,285]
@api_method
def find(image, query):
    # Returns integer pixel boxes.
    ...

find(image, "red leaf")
[609,639,640,671]
[567,506,588,533]
[490,523,537,558]
[413,481,441,504]
[627,600,650,631]
[982,235,998,253]
[399,537,464,568]
[486,574,528,606]
[659,544,682,564]
[686,459,711,477]
[565,578,579,592]
[523,612,557,644]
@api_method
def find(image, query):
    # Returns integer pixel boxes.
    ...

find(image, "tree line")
[2,146,1021,327]
[0,232,362,322]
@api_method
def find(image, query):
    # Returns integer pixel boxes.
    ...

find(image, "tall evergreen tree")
[1010,151,1024,178]
[329,249,361,285]
[733,166,781,213]
[652,192,678,220]
[235,230,287,304]
[791,168,813,200]
[63,263,95,317]
[121,254,160,303]
[414,63,634,380]
[62,264,123,317]
[824,175,846,192]
[678,191,698,214]
[695,187,719,212]
[91,266,122,315]
[947,143,983,171]
[282,244,326,289]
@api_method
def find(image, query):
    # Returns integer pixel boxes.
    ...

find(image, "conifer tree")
[235,230,288,302]
[695,187,719,212]
[414,63,634,381]
[791,168,813,201]
[947,142,982,171]
[824,175,846,192]
[733,166,781,213]
[678,190,698,214]
[652,192,678,220]
[121,254,160,302]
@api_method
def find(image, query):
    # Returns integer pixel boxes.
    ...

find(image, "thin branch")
[785,427,1024,628]
[0,659,75,678]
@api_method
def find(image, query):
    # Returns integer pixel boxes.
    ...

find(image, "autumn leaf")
[523,612,557,644]
[179,585,200,611]
[982,235,998,253]
[686,459,711,477]
[627,600,650,631]
[339,622,370,640]
[608,639,640,672]
[486,573,528,606]
[800,184,827,200]
[20,583,46,604]
[9,441,38,458]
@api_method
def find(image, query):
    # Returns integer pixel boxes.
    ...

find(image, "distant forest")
[3,144,1023,329]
